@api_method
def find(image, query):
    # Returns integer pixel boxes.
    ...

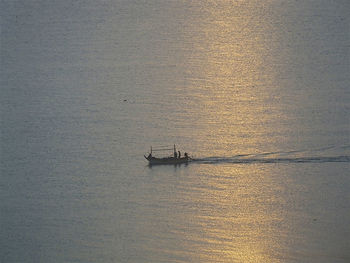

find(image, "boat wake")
[192,145,350,164]
[193,155,350,164]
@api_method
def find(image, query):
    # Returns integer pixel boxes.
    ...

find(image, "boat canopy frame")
[149,145,176,155]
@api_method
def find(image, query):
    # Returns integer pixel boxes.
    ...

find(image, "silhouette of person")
[178,151,181,158]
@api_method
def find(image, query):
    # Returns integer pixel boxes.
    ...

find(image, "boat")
[144,145,191,165]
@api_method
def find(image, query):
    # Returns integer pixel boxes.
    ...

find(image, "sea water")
[1,1,349,262]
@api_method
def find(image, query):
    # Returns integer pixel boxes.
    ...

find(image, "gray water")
[1,1,349,262]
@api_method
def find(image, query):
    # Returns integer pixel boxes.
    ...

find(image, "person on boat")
[178,151,181,158]
[174,151,177,158]
[184,152,188,158]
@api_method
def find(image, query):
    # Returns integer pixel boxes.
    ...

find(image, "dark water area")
[1,1,349,262]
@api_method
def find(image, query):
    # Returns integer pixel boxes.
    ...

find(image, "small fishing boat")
[144,145,191,165]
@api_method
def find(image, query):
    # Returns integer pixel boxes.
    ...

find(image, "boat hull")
[144,156,190,165]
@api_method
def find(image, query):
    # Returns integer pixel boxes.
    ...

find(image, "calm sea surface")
[1,1,349,262]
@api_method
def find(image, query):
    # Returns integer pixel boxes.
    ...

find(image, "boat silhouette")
[144,145,191,165]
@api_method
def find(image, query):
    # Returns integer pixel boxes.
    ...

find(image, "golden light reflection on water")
[181,164,286,263]
[181,1,285,156]
[178,1,286,262]
[142,164,287,262]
